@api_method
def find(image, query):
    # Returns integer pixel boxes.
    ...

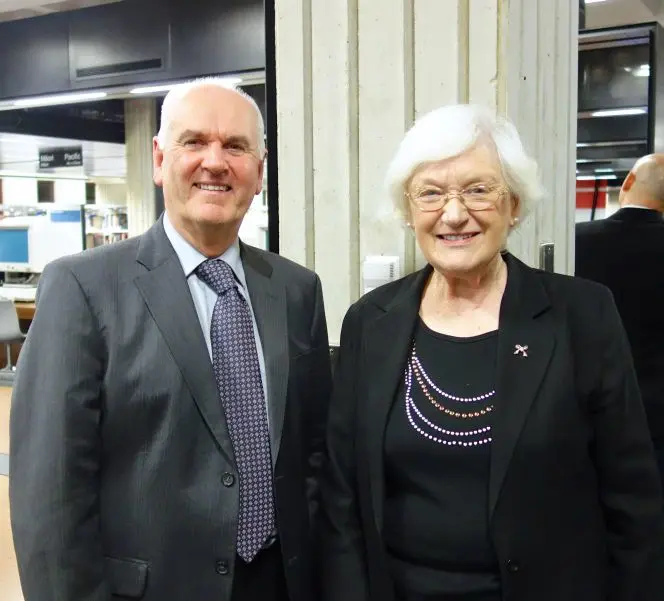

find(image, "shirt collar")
[163,211,246,288]
[621,204,654,210]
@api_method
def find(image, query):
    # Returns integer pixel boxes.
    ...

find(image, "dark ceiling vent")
[75,58,163,79]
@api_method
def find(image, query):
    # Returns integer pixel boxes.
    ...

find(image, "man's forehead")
[167,90,257,140]
[177,86,252,118]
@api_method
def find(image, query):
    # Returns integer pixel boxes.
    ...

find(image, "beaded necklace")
[404,347,494,446]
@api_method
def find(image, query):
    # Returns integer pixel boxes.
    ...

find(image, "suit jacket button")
[506,560,520,573]
[215,560,229,575]
[222,473,235,487]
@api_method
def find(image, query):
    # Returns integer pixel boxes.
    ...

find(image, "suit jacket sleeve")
[9,262,111,601]
[305,274,332,518]
[591,290,663,601]
[320,303,370,601]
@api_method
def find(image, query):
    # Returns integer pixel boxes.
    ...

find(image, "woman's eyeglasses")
[407,182,507,212]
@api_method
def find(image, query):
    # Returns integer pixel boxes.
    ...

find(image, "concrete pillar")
[275,0,578,343]
[124,98,157,237]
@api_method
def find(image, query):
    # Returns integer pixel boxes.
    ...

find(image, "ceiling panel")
[585,0,663,29]
[0,0,122,22]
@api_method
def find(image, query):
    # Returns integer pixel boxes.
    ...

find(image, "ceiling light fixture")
[577,174,617,180]
[633,64,650,77]
[590,108,647,117]
[129,77,243,95]
[13,92,108,108]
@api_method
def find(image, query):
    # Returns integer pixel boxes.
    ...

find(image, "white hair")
[156,76,265,154]
[385,104,545,224]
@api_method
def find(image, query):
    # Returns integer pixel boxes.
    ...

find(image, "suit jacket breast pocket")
[105,556,149,599]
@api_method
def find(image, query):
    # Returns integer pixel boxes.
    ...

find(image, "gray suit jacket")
[9,217,331,601]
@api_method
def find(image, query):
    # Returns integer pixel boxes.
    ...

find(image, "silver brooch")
[514,344,528,358]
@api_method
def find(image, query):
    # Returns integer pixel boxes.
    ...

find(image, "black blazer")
[10,218,332,601]
[320,254,662,601]
[576,208,664,443]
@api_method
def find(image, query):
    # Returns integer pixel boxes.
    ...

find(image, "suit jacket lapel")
[488,254,555,518]
[363,267,432,533]
[133,219,236,466]
[241,244,289,466]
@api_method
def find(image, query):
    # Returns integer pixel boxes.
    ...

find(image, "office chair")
[0,297,27,371]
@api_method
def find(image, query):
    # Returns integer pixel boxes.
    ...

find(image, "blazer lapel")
[241,244,289,466]
[363,267,432,533]
[488,254,555,518]
[134,220,236,466]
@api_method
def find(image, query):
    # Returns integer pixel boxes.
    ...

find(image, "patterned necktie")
[196,259,275,562]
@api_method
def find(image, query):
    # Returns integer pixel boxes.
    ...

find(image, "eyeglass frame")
[405,181,510,213]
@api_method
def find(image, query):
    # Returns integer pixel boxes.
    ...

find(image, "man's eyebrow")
[224,135,252,146]
[176,129,206,142]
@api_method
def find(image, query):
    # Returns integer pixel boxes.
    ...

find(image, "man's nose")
[202,142,230,171]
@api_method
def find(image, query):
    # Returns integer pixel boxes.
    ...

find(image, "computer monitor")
[0,227,30,272]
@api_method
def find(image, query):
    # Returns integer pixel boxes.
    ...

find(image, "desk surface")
[14,303,34,322]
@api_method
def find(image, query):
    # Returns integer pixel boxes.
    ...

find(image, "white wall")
[239,200,268,249]
[1,177,86,205]
[585,0,659,29]
[54,179,86,204]
[1,177,38,204]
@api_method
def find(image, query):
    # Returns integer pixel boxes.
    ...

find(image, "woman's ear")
[511,194,521,221]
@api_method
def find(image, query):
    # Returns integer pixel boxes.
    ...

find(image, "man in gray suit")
[9,79,331,601]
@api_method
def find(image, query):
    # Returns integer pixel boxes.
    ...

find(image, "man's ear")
[622,171,636,193]
[153,137,164,187]
[255,151,266,195]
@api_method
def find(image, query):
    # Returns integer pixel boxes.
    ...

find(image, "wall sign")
[39,146,83,169]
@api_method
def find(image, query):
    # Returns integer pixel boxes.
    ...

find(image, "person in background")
[320,104,662,601]
[576,154,664,486]
[10,78,331,601]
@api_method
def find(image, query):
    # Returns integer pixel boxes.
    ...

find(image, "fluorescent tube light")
[13,92,107,108]
[590,108,646,117]
[130,77,242,94]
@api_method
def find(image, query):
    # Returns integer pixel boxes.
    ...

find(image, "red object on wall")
[576,179,607,209]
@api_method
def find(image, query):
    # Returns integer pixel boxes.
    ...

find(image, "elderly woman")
[319,105,663,601]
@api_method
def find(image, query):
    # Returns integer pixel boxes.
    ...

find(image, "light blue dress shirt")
[163,213,269,413]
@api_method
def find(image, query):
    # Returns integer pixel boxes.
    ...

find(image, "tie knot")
[195,259,236,296]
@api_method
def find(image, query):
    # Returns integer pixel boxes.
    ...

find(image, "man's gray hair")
[156,77,265,154]
[385,104,545,224]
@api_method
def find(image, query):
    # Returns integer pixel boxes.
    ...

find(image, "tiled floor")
[1,476,23,601]
[0,386,23,601]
